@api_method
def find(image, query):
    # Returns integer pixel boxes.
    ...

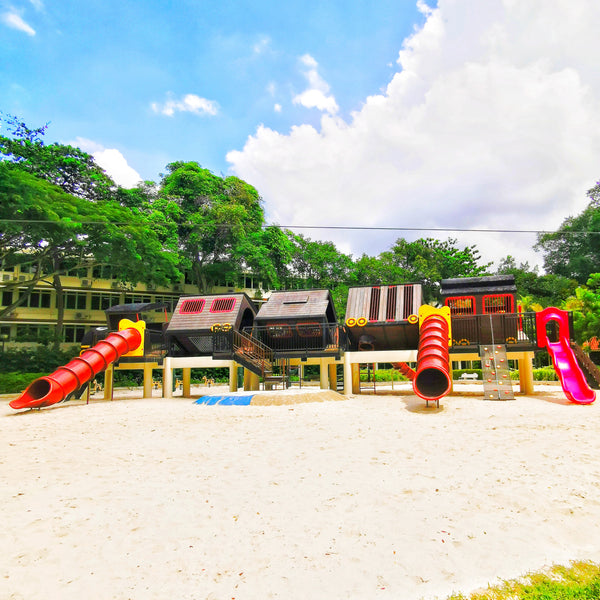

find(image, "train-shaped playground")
[9,275,600,410]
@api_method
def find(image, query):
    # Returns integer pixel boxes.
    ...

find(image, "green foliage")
[563,274,600,344]
[496,256,578,308]
[536,182,600,284]
[0,346,80,373]
[446,560,600,600]
[0,372,47,394]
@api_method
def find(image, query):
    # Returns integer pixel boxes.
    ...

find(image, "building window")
[65,292,87,310]
[64,325,86,343]
[15,325,50,342]
[124,294,152,304]
[1,290,13,306]
[27,291,52,309]
[91,293,121,311]
[91,265,116,279]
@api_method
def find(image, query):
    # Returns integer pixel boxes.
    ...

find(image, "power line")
[0,218,598,235]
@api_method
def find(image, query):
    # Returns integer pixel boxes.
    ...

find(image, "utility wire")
[0,218,597,235]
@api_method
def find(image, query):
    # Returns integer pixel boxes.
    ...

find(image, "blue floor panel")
[195,394,255,406]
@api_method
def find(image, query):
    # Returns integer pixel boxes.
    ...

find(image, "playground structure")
[9,275,600,410]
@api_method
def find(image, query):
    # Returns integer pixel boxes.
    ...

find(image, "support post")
[518,352,535,395]
[352,363,361,394]
[183,367,191,397]
[163,356,173,398]
[104,364,114,400]
[328,363,337,391]
[320,359,329,390]
[343,352,352,396]
[229,363,238,392]
[143,363,153,398]
[243,368,260,391]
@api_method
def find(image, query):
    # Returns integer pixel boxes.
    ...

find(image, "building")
[0,260,266,350]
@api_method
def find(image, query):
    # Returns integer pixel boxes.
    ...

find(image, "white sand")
[3,385,600,600]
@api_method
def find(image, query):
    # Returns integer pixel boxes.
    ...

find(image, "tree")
[563,274,600,344]
[383,238,491,302]
[535,182,600,283]
[496,255,577,308]
[158,162,268,293]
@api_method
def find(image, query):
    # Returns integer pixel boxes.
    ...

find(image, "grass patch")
[446,561,600,599]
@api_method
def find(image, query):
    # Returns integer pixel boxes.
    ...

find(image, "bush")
[0,346,80,374]
[0,372,47,394]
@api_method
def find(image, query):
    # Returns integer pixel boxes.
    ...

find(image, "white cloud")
[274,103,282,113]
[228,0,600,270]
[292,54,339,115]
[253,35,271,55]
[29,0,44,11]
[151,93,219,117]
[1,11,35,35]
[71,137,142,188]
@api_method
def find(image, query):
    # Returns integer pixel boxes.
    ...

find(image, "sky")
[2,0,600,272]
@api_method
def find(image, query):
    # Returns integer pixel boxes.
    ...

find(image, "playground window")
[296,321,322,338]
[445,296,476,316]
[386,286,397,321]
[267,323,293,338]
[210,297,236,313]
[369,287,381,321]
[180,299,205,314]
[483,294,513,314]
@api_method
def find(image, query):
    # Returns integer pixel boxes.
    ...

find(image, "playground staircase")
[232,330,274,378]
[571,342,600,389]
[480,344,514,400]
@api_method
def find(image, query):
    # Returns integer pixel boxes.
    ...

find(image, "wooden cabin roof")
[440,275,516,297]
[255,289,336,322]
[166,293,256,332]
[345,284,423,323]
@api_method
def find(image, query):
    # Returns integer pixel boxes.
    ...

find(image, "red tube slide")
[9,327,142,410]
[413,314,452,403]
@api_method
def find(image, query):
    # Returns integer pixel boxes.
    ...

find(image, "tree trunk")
[52,270,65,352]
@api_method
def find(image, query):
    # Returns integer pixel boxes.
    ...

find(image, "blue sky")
[0,0,428,179]
[2,0,600,269]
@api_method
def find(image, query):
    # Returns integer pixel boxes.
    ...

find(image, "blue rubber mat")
[194,394,255,406]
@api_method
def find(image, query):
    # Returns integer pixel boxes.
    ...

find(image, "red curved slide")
[9,327,142,410]
[536,308,595,404]
[413,313,452,403]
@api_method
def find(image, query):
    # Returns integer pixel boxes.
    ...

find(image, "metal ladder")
[480,344,514,400]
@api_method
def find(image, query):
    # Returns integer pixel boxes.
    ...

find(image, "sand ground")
[2,383,600,600]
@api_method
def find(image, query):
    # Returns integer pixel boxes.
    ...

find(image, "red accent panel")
[180,299,205,314]
[210,297,236,313]
[482,294,513,314]
[445,296,476,316]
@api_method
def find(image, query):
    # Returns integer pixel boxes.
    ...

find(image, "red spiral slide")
[9,327,142,410]
[413,312,452,405]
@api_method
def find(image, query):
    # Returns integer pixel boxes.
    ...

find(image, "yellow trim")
[417,305,452,347]
[345,318,357,327]
[118,318,146,357]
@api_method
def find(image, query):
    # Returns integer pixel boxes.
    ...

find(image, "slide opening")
[415,367,450,399]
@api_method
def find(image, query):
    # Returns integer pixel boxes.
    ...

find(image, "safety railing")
[449,311,541,349]
[248,323,346,356]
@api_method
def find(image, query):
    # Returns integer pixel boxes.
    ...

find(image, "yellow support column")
[143,363,153,398]
[352,363,361,394]
[343,352,352,395]
[518,352,535,395]
[103,364,114,400]
[243,368,260,391]
[183,368,191,397]
[320,358,329,390]
[229,363,238,392]
[328,363,337,391]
